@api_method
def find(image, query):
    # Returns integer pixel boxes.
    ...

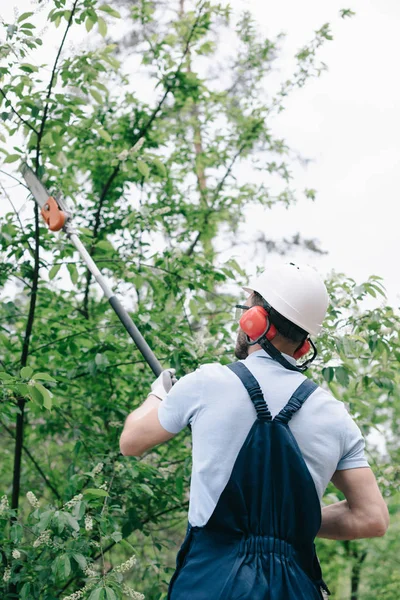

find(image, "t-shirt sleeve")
[158,369,202,434]
[337,411,369,471]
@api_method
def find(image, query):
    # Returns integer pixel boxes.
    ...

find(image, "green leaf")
[152,158,167,177]
[95,239,114,252]
[18,12,34,22]
[97,128,112,143]
[29,385,43,406]
[72,553,87,570]
[34,382,53,410]
[62,554,71,578]
[4,154,20,163]
[335,366,350,387]
[98,17,108,37]
[33,372,57,382]
[90,89,103,104]
[10,522,23,543]
[99,5,121,18]
[105,588,117,600]
[88,588,104,600]
[137,160,150,178]
[20,63,38,73]
[49,264,61,280]
[67,262,78,285]
[38,510,53,531]
[322,367,334,383]
[83,488,109,497]
[86,17,95,32]
[64,512,80,532]
[20,583,32,600]
[20,366,33,379]
[16,383,30,397]
[0,371,14,381]
[139,483,154,497]
[111,531,122,543]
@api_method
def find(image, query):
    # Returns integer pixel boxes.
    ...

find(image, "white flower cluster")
[92,462,104,475]
[153,207,170,217]
[26,491,40,507]
[98,483,108,491]
[122,584,145,599]
[115,554,137,573]
[2,567,11,582]
[12,549,21,560]
[84,565,97,578]
[85,515,93,531]
[64,494,83,509]
[33,530,51,548]
[118,149,129,161]
[114,462,124,473]
[62,581,95,600]
[0,495,9,515]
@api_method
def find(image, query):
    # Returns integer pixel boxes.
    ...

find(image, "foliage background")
[0,1,399,599]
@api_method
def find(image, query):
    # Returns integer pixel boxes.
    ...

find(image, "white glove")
[149,369,177,401]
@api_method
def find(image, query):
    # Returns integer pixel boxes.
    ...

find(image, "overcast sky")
[1,0,399,305]
[231,0,400,304]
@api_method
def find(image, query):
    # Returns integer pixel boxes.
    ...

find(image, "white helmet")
[243,263,329,336]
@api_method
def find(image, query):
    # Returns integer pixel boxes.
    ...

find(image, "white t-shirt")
[158,349,369,527]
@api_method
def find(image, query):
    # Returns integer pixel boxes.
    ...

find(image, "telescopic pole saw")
[20,161,163,378]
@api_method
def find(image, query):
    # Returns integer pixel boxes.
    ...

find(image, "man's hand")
[149,368,177,401]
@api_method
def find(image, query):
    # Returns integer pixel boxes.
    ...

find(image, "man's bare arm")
[318,467,389,540]
[119,394,174,457]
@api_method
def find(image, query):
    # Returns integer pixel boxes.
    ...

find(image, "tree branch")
[0,182,34,256]
[186,141,250,256]
[35,0,79,166]
[0,88,40,136]
[10,0,79,521]
[81,2,207,317]
[11,202,40,514]
[1,423,61,500]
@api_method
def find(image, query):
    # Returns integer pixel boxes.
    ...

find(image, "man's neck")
[248,339,296,357]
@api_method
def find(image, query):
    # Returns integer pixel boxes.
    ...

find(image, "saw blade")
[20,163,51,208]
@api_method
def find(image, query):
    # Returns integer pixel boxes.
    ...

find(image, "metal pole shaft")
[69,233,163,377]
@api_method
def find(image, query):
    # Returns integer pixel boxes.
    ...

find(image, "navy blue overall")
[167,362,329,600]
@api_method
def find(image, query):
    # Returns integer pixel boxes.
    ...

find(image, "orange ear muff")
[239,306,277,342]
[293,339,311,360]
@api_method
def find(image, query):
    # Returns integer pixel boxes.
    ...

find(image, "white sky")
[1,0,399,305]
[232,0,400,304]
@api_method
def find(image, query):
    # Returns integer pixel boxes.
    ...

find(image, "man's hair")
[252,292,308,344]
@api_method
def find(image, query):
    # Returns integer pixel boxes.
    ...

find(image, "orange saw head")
[41,197,67,231]
[20,163,71,232]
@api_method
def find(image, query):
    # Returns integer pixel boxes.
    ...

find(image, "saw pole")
[69,232,163,377]
[21,161,163,378]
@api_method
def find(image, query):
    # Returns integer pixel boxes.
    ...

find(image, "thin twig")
[0,88,40,135]
[0,182,34,256]
[0,169,30,190]
[186,141,251,256]
[35,0,79,167]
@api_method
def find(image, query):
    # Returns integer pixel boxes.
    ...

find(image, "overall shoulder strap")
[228,362,272,422]
[274,378,318,425]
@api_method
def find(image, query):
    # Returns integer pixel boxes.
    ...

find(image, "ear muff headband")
[293,339,311,360]
[238,305,317,372]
